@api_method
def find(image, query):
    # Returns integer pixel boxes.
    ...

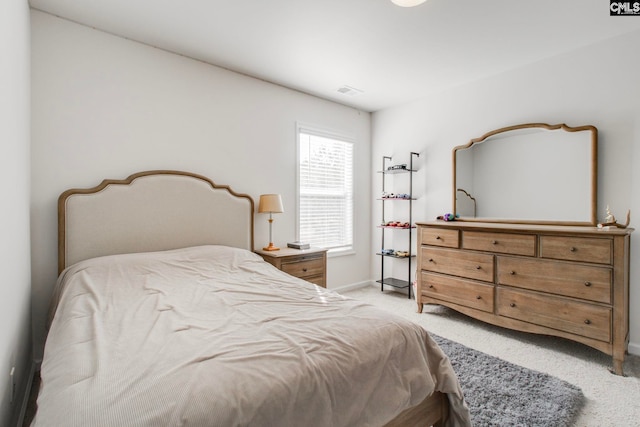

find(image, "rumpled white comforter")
[33,245,470,427]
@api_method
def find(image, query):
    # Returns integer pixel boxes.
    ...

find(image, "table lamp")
[258,194,284,251]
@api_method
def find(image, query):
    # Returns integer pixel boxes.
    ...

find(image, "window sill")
[327,248,355,258]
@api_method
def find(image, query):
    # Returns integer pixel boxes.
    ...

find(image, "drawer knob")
[584,319,591,325]
[429,285,434,289]
[570,247,577,252]
[476,265,481,270]
[509,271,516,275]
[429,258,434,262]
[435,236,442,240]
[492,240,498,245]
[476,295,482,300]
[510,303,516,308]
[584,281,592,287]
[302,268,308,272]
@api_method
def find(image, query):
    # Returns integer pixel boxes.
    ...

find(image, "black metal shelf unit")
[376,152,419,298]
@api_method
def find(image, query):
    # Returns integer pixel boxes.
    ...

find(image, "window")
[297,125,354,253]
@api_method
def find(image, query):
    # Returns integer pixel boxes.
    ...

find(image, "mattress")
[33,245,469,426]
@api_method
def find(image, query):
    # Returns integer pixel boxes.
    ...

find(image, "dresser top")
[416,220,634,236]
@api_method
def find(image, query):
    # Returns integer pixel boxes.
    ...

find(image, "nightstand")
[256,247,328,287]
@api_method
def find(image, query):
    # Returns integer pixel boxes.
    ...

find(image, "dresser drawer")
[420,228,459,248]
[421,247,494,282]
[421,272,494,312]
[281,256,325,279]
[497,256,611,303]
[497,288,611,342]
[462,231,536,256]
[540,236,612,265]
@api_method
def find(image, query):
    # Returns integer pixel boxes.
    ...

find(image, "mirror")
[453,123,597,225]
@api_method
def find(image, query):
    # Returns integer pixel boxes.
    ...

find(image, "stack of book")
[287,241,310,250]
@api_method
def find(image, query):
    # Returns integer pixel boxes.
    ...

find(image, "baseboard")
[330,280,374,293]
[628,341,640,356]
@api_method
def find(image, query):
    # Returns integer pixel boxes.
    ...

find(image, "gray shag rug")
[432,334,585,427]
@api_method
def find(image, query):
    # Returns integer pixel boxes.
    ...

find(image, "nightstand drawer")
[256,247,328,288]
[304,274,325,287]
[282,257,324,278]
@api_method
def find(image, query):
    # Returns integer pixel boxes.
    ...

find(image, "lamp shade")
[391,0,427,6]
[258,194,284,213]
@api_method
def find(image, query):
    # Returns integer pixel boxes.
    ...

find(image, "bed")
[33,170,470,427]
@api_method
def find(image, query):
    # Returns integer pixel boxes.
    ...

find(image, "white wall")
[372,30,640,354]
[30,10,372,359]
[0,0,32,424]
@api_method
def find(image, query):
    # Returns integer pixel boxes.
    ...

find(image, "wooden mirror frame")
[452,123,598,226]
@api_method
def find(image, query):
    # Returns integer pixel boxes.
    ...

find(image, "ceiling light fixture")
[391,0,427,7]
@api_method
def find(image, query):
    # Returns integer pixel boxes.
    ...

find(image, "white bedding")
[34,245,470,426]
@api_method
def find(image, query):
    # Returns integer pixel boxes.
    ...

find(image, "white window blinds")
[298,129,354,252]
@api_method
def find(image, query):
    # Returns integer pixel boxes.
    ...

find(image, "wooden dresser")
[416,220,633,375]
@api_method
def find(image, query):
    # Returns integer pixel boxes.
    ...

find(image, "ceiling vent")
[337,85,363,96]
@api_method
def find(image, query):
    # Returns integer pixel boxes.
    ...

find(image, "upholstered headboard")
[58,170,254,273]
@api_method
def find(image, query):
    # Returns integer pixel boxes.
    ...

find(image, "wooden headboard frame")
[58,170,255,274]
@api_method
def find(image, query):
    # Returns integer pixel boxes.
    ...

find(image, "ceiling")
[29,0,640,112]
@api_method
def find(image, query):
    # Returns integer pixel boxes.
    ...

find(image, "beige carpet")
[341,286,640,426]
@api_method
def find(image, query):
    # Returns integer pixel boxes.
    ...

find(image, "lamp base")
[263,243,280,251]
